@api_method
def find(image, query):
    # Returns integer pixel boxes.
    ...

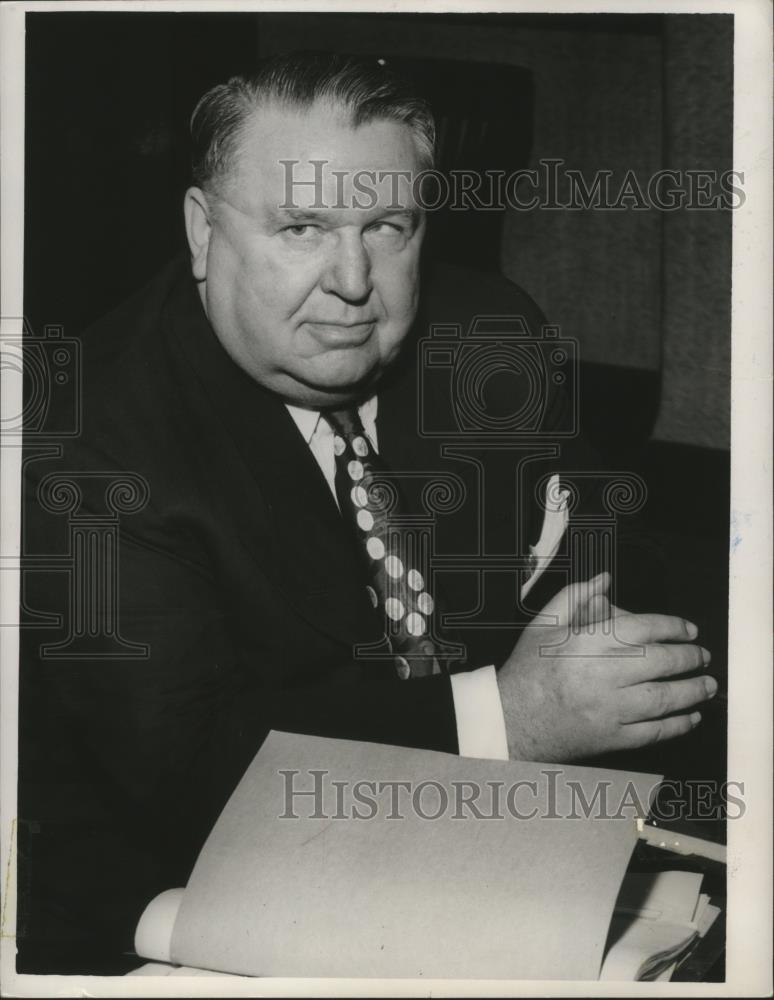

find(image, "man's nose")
[320,232,373,303]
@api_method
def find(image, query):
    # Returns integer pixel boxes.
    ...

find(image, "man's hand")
[499,572,716,762]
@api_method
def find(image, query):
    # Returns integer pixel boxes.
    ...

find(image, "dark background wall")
[24,13,260,337]
[24,11,731,789]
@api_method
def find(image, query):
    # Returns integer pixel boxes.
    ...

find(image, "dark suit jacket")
[17,255,638,972]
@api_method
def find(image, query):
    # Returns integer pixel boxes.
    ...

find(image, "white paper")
[162,731,660,980]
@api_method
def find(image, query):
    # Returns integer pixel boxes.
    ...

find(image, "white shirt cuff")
[450,665,509,761]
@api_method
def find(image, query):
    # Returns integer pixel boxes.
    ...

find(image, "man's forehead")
[239,99,420,165]
[228,100,423,212]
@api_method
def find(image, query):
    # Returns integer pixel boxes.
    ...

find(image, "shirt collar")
[285,395,379,444]
[285,404,322,445]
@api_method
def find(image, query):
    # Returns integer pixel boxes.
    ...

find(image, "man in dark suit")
[17,52,715,973]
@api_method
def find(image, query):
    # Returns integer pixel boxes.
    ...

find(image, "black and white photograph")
[1,1,771,995]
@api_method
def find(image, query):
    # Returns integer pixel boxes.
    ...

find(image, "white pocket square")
[521,473,570,600]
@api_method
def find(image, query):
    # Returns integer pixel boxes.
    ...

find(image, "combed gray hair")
[190,51,436,193]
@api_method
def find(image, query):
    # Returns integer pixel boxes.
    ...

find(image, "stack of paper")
[600,870,720,980]
[132,730,716,981]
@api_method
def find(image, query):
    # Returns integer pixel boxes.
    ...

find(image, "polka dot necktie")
[325,408,443,680]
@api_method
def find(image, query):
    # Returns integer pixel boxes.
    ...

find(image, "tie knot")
[325,407,365,439]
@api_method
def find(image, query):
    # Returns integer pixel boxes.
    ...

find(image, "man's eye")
[369,222,405,235]
[284,224,318,238]
[364,221,411,251]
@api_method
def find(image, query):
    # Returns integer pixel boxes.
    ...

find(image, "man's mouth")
[304,320,376,348]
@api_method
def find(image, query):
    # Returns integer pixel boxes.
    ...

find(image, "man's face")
[186,101,426,408]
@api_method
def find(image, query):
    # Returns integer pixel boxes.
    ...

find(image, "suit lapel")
[165,271,379,647]
[376,338,451,508]
[377,322,564,624]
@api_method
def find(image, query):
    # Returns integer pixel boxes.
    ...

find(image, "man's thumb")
[539,571,611,628]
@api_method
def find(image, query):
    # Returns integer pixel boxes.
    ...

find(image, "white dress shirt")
[285,397,510,761]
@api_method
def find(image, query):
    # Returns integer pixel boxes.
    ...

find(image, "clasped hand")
[498,572,716,761]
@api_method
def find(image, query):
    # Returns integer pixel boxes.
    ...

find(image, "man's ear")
[184,187,212,281]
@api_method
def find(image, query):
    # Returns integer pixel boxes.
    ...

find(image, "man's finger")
[576,593,609,626]
[611,611,698,646]
[538,571,611,628]
[619,711,702,749]
[618,675,717,723]
[579,594,628,625]
[619,643,711,685]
